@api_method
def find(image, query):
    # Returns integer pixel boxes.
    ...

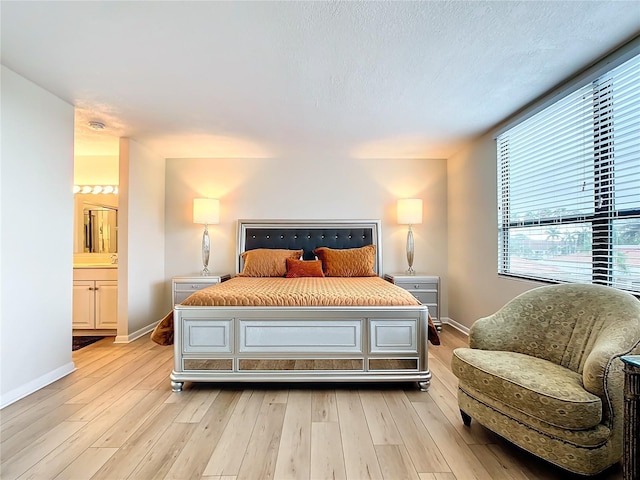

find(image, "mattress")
[180,276,422,307]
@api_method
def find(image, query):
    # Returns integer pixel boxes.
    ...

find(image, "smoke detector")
[88,121,106,131]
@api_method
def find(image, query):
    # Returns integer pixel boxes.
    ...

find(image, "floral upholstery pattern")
[452,283,640,476]
[452,349,602,429]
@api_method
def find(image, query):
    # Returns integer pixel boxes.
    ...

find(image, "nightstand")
[384,273,441,330]
[172,274,231,305]
[622,356,640,480]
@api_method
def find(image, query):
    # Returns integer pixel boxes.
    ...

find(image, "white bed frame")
[170,220,431,392]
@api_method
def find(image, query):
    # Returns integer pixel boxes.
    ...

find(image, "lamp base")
[406,225,415,275]
[201,225,211,276]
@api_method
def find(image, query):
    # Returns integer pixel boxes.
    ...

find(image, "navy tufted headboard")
[236,220,382,275]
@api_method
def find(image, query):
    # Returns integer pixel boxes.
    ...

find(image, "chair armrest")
[584,340,640,395]
[583,339,640,426]
[468,313,511,350]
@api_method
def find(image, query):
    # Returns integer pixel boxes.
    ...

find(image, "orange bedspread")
[180,276,422,307]
[151,277,441,346]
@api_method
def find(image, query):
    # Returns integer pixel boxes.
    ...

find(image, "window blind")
[497,53,640,294]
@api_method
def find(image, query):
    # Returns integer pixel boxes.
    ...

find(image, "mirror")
[83,203,118,253]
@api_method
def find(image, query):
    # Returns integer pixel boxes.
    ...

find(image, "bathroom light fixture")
[73,185,119,194]
[88,121,106,131]
[193,198,220,276]
[397,198,423,274]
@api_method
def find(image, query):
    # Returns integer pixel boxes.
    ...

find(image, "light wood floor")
[1,327,623,480]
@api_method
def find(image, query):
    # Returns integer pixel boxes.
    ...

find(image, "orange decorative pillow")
[239,248,303,277]
[313,245,377,277]
[285,258,325,278]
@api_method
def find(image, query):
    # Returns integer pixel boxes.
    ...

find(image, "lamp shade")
[193,198,220,225]
[397,198,423,225]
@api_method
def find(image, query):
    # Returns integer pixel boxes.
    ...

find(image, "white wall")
[117,138,167,342]
[164,154,449,316]
[447,132,543,331]
[1,66,75,407]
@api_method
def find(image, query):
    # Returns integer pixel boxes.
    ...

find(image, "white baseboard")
[0,361,76,409]
[114,320,159,344]
[441,317,470,336]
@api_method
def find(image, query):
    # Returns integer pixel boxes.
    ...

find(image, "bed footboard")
[170,305,430,391]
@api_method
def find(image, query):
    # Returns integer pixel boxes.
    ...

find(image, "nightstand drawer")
[175,282,211,294]
[411,291,438,305]
[174,282,217,305]
[174,287,209,304]
[172,274,230,305]
[394,280,438,291]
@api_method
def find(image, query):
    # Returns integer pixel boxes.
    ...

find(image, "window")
[497,52,640,295]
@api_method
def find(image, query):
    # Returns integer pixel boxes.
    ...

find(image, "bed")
[167,219,432,392]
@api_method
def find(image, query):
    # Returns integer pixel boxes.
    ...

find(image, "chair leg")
[460,409,472,426]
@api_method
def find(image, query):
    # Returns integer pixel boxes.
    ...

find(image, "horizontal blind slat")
[497,52,640,294]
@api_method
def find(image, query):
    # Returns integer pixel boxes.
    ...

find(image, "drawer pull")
[191,285,199,289]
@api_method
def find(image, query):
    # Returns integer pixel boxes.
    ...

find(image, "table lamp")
[193,198,220,275]
[397,198,423,274]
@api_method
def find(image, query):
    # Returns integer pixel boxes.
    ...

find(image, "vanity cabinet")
[73,268,118,330]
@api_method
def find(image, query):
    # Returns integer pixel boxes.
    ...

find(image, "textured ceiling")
[2,1,639,159]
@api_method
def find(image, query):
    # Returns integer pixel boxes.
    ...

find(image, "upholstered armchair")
[452,284,640,476]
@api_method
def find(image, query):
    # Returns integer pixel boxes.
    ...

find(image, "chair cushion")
[457,385,611,447]
[452,348,602,430]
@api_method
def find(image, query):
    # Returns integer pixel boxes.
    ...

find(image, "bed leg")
[171,380,184,392]
[417,380,430,392]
